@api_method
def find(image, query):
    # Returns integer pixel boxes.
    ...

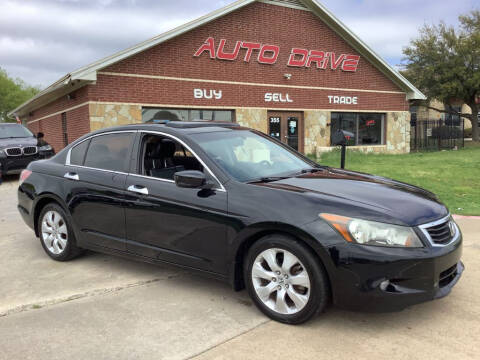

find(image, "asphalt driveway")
[0,176,479,360]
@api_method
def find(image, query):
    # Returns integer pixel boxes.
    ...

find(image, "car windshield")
[192,130,316,182]
[0,124,34,139]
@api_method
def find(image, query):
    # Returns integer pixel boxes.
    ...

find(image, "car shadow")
[71,250,453,329]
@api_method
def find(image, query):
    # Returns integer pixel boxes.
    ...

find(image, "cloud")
[321,0,477,65]
[0,0,477,88]
[0,0,226,87]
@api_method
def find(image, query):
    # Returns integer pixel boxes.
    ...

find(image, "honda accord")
[17,122,463,324]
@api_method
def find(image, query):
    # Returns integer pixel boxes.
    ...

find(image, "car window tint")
[142,135,205,181]
[69,140,90,166]
[84,133,134,172]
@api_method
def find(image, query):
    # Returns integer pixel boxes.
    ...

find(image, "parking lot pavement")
[1,176,479,360]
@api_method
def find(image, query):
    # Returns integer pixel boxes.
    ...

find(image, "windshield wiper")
[294,167,325,175]
[247,176,291,184]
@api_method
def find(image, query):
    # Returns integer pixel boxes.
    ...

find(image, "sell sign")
[265,93,293,103]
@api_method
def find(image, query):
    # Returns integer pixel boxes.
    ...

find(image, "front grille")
[5,147,22,156]
[439,264,458,288]
[425,220,453,245]
[23,146,38,155]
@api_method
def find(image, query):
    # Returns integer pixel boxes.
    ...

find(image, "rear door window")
[84,133,134,172]
[69,140,90,166]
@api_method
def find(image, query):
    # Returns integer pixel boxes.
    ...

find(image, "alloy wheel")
[251,248,311,315]
[41,211,68,255]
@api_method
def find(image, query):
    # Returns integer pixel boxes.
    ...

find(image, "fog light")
[380,280,391,291]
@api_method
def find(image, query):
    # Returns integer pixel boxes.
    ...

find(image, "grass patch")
[315,145,480,216]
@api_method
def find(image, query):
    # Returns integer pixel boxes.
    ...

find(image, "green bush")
[464,127,472,138]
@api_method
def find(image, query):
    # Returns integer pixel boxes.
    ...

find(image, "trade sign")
[328,95,358,105]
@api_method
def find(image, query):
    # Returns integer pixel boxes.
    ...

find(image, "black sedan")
[17,122,463,324]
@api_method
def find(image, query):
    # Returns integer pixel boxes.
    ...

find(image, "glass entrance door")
[267,112,303,153]
[286,117,299,151]
[269,116,281,141]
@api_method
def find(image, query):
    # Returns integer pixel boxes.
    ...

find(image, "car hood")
[0,137,37,148]
[256,168,448,226]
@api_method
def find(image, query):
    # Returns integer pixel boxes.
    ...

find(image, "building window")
[61,112,68,146]
[142,108,234,123]
[331,113,385,146]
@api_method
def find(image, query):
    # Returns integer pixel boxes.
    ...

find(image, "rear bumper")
[17,185,36,231]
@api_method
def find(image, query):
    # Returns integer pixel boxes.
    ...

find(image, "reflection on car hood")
[0,137,37,148]
[255,167,448,226]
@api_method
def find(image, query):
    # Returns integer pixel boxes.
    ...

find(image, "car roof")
[93,121,249,136]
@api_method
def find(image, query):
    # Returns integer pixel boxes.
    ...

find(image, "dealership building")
[10,0,425,156]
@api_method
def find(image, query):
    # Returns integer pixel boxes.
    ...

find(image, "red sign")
[194,37,360,72]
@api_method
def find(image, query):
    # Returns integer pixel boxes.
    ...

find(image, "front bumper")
[329,238,463,312]
[38,150,55,159]
[0,154,39,176]
[305,220,464,312]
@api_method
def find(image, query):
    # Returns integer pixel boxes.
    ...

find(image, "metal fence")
[410,119,464,151]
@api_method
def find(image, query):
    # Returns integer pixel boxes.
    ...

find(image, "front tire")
[244,234,329,324]
[38,203,83,261]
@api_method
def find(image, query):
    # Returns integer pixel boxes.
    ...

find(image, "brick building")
[10,0,425,156]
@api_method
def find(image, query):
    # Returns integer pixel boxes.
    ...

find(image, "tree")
[0,67,40,123]
[402,10,480,142]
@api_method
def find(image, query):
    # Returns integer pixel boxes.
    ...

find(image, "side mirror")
[331,129,355,146]
[174,170,207,189]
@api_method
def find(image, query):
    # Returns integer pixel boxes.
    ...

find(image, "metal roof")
[9,0,425,118]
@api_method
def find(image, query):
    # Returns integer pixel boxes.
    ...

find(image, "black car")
[17,122,463,324]
[0,123,42,177]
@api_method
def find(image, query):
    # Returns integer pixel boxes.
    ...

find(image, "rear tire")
[38,203,83,261]
[244,234,329,324]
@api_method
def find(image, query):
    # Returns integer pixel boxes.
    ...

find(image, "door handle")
[127,185,149,195]
[64,172,79,181]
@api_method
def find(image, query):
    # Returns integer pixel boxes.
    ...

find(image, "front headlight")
[39,145,52,151]
[320,213,424,248]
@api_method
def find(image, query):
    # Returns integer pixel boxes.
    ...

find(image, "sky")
[0,0,478,89]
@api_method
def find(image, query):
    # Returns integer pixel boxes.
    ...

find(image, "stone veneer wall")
[235,108,268,133]
[304,110,330,156]
[85,106,411,156]
[89,103,142,131]
[386,111,410,154]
